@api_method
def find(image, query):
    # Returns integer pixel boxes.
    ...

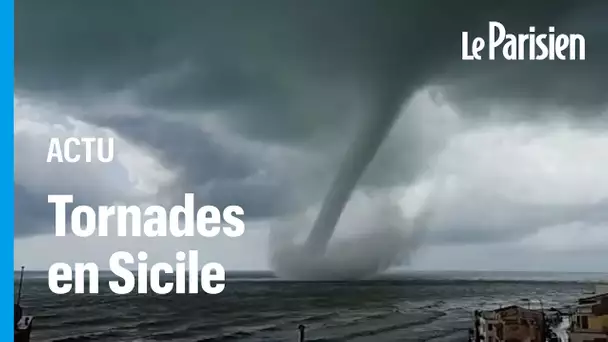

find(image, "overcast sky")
[14,0,608,272]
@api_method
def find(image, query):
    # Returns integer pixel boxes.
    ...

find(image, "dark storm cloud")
[14,0,608,238]
[16,0,608,176]
[14,185,54,237]
[94,115,253,184]
[92,114,299,218]
[17,0,608,138]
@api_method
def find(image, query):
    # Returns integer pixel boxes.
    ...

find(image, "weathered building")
[570,287,608,342]
[473,305,545,342]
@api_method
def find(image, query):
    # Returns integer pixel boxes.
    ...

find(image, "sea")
[15,271,608,342]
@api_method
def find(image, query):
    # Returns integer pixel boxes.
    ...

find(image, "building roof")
[578,291,608,304]
[495,305,522,312]
[479,305,544,320]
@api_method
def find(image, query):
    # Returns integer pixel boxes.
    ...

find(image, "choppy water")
[15,271,608,342]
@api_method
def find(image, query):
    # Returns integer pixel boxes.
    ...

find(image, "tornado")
[304,87,409,255]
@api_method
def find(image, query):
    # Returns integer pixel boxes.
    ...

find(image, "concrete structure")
[570,289,608,342]
[473,305,545,342]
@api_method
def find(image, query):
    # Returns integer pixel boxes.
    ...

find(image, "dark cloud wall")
[18,1,607,126]
[17,0,608,139]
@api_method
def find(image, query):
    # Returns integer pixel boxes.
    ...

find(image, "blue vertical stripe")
[2,0,15,339]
